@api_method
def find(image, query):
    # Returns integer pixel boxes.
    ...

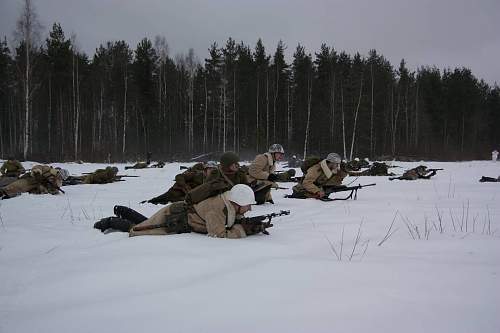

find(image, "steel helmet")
[228,184,256,206]
[326,153,342,164]
[57,168,70,180]
[268,143,285,154]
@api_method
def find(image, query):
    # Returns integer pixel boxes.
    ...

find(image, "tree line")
[1,2,499,162]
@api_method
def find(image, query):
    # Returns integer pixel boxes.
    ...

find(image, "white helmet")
[268,143,285,154]
[326,153,342,164]
[57,168,70,180]
[228,184,256,206]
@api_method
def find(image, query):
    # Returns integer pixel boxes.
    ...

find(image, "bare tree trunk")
[287,84,292,151]
[256,78,260,152]
[303,72,312,159]
[330,73,336,146]
[415,81,419,148]
[203,77,208,151]
[349,76,363,160]
[404,83,409,151]
[222,83,226,152]
[273,64,279,143]
[122,63,128,158]
[341,82,346,160]
[233,70,237,151]
[370,64,374,158]
[266,72,269,147]
[23,30,30,160]
[48,75,52,155]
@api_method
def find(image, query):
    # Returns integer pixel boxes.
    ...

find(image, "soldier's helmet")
[287,169,296,177]
[228,184,256,206]
[268,144,285,154]
[220,152,240,168]
[57,168,70,180]
[326,153,342,164]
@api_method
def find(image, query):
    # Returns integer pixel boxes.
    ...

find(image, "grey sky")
[1,0,499,85]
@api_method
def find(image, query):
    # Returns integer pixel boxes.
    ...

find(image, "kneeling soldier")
[248,143,285,204]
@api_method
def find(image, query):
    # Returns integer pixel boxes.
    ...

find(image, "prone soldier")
[94,184,271,239]
[1,165,68,199]
[389,165,442,181]
[289,153,349,200]
[142,162,217,205]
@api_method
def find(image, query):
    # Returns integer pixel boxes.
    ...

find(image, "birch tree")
[15,0,42,159]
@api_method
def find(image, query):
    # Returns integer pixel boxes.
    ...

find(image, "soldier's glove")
[267,173,278,182]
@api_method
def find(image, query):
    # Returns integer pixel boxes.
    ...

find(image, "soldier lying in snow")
[1,165,68,199]
[389,165,442,181]
[94,184,268,239]
[142,162,217,205]
[63,166,120,185]
[289,153,348,199]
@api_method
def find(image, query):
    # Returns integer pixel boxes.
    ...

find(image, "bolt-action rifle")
[234,210,290,235]
[322,183,376,201]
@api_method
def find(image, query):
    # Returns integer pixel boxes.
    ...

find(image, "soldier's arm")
[248,155,271,180]
[204,210,247,239]
[302,166,322,195]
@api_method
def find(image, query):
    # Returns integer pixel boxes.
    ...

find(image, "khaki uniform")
[248,153,276,202]
[83,167,118,184]
[125,162,149,170]
[358,162,393,176]
[0,160,25,177]
[1,165,62,197]
[292,160,347,198]
[130,193,247,238]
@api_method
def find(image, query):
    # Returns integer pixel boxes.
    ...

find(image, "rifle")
[180,166,189,170]
[427,168,444,172]
[115,175,140,178]
[235,210,290,235]
[322,183,376,201]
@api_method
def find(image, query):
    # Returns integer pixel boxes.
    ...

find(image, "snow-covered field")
[1,160,499,333]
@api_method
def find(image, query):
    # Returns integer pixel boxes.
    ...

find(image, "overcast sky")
[1,0,498,85]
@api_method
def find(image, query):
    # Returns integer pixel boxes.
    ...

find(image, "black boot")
[94,217,135,233]
[114,205,148,224]
[94,217,113,232]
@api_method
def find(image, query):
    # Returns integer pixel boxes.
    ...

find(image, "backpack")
[185,178,230,205]
[300,156,321,175]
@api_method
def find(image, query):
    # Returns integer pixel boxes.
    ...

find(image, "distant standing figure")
[492,150,499,162]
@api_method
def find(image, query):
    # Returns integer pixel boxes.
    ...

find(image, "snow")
[0,160,499,333]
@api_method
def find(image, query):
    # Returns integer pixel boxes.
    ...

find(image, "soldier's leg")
[94,217,136,232]
[114,205,148,224]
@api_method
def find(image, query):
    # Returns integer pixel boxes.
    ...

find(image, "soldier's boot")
[113,205,148,224]
[94,216,135,233]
